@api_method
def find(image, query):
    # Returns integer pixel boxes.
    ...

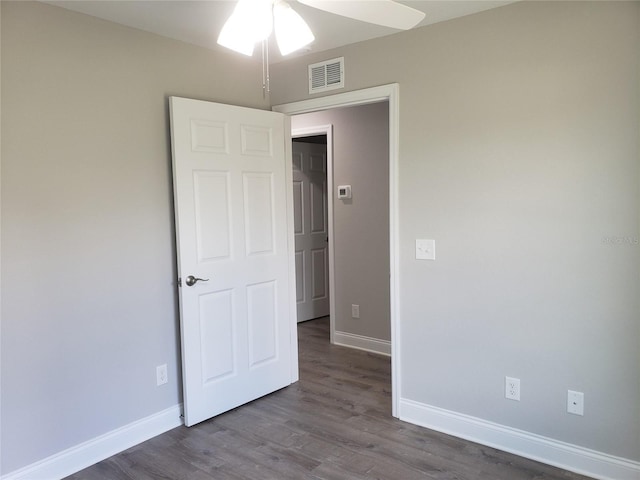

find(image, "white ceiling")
[45,0,516,63]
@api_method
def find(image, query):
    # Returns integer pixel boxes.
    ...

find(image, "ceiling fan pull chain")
[262,40,267,98]
[261,39,271,98]
[266,39,270,95]
[261,40,271,97]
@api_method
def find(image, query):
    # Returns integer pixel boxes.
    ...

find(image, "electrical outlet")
[416,239,436,260]
[351,304,360,319]
[156,364,168,386]
[505,376,520,401]
[567,390,584,416]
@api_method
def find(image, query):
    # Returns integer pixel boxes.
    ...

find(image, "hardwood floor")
[67,318,592,480]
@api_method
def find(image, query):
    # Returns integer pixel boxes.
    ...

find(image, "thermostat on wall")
[337,185,352,199]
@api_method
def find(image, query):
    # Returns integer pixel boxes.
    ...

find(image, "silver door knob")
[185,275,209,287]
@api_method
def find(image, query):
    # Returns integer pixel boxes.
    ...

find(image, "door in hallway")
[292,140,329,322]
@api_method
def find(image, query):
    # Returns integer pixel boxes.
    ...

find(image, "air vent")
[308,57,344,94]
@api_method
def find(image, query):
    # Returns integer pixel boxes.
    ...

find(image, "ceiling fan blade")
[297,0,425,30]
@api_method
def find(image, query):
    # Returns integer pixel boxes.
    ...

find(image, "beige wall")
[0,1,268,473]
[293,102,390,342]
[274,1,640,461]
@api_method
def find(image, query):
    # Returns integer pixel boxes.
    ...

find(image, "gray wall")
[273,1,640,461]
[2,0,639,473]
[293,103,390,341]
[0,1,269,473]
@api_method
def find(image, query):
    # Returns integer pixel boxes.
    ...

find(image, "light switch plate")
[416,239,436,260]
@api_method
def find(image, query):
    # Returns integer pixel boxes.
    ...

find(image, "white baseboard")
[399,398,640,480]
[333,330,391,356]
[2,404,184,480]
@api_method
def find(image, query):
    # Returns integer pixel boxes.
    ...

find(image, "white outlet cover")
[156,364,168,386]
[505,376,520,401]
[567,390,584,415]
[416,239,435,260]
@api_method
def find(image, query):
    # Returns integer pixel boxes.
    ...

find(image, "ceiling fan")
[218,0,426,57]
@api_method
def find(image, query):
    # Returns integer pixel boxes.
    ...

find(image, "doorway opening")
[276,84,399,415]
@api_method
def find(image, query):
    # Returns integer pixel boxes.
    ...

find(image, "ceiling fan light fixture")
[217,0,274,56]
[217,12,255,55]
[273,0,315,56]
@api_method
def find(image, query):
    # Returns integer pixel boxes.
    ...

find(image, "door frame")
[273,83,400,417]
[291,125,335,341]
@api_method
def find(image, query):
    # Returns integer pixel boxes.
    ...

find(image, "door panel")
[243,173,275,255]
[311,248,328,300]
[310,178,326,233]
[295,251,305,303]
[194,171,232,261]
[170,96,296,427]
[292,141,330,322]
[200,289,235,382]
[247,281,278,367]
[292,180,304,234]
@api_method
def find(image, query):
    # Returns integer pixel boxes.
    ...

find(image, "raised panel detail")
[194,171,232,262]
[243,173,275,256]
[241,125,273,157]
[191,119,228,153]
[310,154,326,172]
[292,152,303,172]
[293,180,304,235]
[295,251,305,304]
[310,179,326,234]
[199,289,235,383]
[311,248,328,300]
[247,281,278,367]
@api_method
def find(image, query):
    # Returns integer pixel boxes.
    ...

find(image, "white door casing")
[170,96,297,427]
[292,141,330,322]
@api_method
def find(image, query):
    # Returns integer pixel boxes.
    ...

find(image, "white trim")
[399,398,640,480]
[334,330,391,356]
[291,125,335,344]
[274,84,395,116]
[273,83,401,418]
[283,114,300,384]
[1,405,184,480]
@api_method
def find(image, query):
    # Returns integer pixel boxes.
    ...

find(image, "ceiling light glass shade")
[217,12,256,55]
[217,0,274,56]
[273,1,315,55]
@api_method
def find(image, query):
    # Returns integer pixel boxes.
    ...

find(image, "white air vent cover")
[308,57,344,94]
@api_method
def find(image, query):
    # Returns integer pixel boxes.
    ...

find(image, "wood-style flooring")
[67,317,592,480]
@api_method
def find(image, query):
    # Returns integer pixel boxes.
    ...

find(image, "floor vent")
[308,57,344,94]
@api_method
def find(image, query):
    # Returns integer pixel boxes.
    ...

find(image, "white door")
[292,141,330,322]
[170,96,297,427]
